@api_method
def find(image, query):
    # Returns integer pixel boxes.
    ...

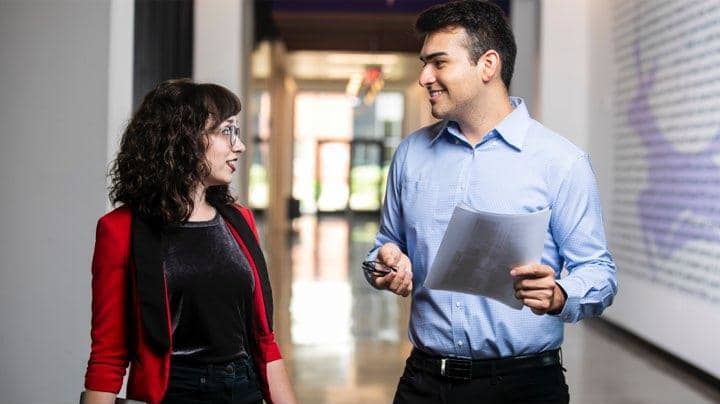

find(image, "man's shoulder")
[526,120,586,160]
[400,120,446,148]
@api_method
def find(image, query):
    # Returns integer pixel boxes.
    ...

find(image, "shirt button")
[458,341,463,346]
[200,377,206,384]
[456,302,461,307]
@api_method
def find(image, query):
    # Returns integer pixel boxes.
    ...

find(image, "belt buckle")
[440,358,472,380]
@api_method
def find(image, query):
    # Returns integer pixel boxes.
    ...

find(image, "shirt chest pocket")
[400,176,458,228]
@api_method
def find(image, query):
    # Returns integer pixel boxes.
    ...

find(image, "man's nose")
[418,65,435,87]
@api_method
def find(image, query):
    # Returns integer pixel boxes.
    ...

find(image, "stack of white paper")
[424,203,551,310]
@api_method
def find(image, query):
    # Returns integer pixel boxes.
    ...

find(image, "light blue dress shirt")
[368,97,618,359]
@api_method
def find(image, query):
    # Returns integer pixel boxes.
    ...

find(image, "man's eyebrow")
[419,52,448,63]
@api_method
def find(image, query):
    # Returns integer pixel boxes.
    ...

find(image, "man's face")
[419,27,485,121]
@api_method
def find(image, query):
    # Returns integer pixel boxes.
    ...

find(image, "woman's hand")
[80,390,117,404]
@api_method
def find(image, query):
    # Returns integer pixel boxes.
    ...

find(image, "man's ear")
[479,50,502,83]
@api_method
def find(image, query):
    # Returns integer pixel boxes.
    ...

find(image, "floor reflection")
[270,213,719,404]
[286,214,411,403]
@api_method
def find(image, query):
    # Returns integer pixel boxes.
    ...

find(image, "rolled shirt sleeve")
[364,140,409,288]
[551,154,618,323]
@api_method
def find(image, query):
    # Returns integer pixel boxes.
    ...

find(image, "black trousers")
[393,353,570,404]
[161,357,263,404]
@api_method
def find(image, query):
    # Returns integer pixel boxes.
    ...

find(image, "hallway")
[274,215,720,404]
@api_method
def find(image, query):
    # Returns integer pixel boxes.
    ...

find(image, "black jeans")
[161,357,263,404]
[393,354,570,404]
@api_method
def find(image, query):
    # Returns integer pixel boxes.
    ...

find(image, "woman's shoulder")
[97,205,132,228]
[223,203,258,231]
[229,202,249,213]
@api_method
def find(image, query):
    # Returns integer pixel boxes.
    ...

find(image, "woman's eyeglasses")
[362,260,398,277]
[220,124,241,147]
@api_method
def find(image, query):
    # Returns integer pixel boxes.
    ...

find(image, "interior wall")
[537,0,591,150]
[539,0,719,379]
[603,0,720,378]
[510,0,540,116]
[0,1,134,402]
[194,0,254,204]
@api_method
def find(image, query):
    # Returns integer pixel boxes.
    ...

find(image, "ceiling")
[252,42,421,86]
[253,0,511,86]
[256,0,511,53]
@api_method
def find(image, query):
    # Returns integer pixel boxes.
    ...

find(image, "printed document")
[424,203,551,309]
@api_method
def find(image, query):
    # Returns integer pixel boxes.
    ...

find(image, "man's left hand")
[511,264,566,315]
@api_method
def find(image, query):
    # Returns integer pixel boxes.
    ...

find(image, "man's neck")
[456,93,513,146]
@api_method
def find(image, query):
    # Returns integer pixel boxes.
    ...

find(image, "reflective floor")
[269,214,720,404]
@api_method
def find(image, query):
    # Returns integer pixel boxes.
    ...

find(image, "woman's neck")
[188,185,216,221]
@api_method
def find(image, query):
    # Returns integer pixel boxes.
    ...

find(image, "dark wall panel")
[133,0,193,108]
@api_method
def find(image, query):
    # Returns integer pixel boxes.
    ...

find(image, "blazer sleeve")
[85,212,132,393]
[239,206,282,363]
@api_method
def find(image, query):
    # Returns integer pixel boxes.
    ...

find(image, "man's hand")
[511,264,566,315]
[373,243,413,297]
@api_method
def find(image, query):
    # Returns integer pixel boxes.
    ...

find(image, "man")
[365,1,618,403]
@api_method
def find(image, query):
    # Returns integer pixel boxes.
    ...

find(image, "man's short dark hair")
[415,0,517,89]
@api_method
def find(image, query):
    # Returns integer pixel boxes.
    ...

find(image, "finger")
[398,276,413,297]
[515,289,553,301]
[510,264,553,279]
[390,269,411,293]
[388,271,404,292]
[521,297,552,313]
[397,254,412,273]
[513,277,555,291]
[397,282,409,297]
[374,272,396,289]
[378,243,401,266]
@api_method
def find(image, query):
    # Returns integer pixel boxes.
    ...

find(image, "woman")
[83,79,296,404]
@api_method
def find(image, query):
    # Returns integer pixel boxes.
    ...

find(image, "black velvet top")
[163,213,254,363]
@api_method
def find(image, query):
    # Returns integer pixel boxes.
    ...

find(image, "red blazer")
[84,204,282,404]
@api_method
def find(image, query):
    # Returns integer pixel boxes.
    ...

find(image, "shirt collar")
[430,97,532,151]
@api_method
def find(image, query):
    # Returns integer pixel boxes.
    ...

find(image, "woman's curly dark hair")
[109,78,241,225]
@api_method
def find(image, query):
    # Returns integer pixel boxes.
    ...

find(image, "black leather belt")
[409,348,562,381]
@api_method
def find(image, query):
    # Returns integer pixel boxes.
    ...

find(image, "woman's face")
[203,115,245,187]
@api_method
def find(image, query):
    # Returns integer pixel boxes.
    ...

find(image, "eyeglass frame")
[219,124,241,148]
[362,260,398,277]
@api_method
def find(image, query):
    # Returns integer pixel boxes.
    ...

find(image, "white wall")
[0,1,133,402]
[538,0,591,151]
[602,0,720,378]
[538,0,615,214]
[194,0,254,204]
[539,0,719,379]
[538,0,615,221]
[510,0,540,117]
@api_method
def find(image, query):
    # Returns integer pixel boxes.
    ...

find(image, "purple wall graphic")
[628,43,720,264]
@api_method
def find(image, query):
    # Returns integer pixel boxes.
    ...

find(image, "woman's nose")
[233,140,246,154]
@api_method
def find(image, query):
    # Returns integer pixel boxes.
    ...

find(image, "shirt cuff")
[364,248,383,289]
[554,276,585,323]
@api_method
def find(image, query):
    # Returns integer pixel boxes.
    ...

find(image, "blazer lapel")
[214,203,274,331]
[131,213,170,354]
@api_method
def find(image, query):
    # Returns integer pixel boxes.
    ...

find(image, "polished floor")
[268,215,720,404]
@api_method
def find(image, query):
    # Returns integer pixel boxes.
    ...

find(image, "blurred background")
[1,0,719,403]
